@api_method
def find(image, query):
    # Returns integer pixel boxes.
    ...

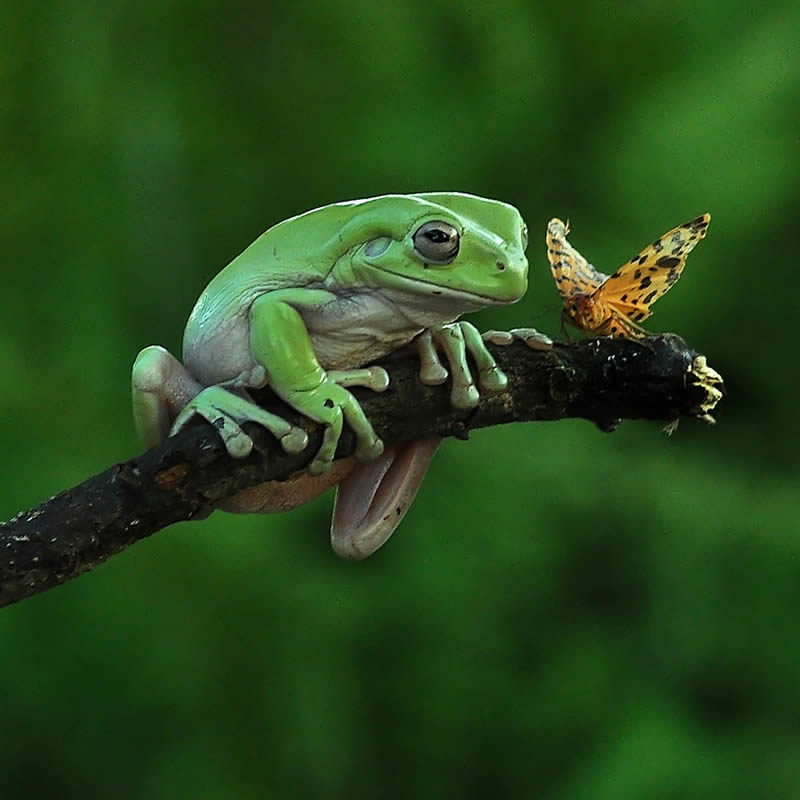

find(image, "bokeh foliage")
[2,0,800,796]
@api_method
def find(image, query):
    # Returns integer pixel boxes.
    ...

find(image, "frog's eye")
[521,223,529,250]
[413,221,460,263]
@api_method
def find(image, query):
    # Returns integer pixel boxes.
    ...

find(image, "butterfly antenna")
[527,301,562,324]
[560,315,572,342]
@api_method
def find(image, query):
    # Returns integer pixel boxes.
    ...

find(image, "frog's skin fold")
[131,193,551,559]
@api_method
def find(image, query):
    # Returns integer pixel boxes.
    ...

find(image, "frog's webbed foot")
[170,386,309,459]
[416,322,551,409]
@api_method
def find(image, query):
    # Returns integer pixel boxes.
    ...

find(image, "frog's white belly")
[184,288,465,387]
[304,290,433,369]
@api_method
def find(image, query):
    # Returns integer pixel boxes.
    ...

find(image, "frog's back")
[181,198,398,384]
[184,195,440,338]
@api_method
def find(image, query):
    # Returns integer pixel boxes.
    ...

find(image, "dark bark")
[0,333,723,609]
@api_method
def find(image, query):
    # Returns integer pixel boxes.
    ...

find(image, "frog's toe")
[416,330,449,386]
[481,330,514,345]
[307,412,343,476]
[170,386,312,460]
[510,328,553,350]
[172,403,255,458]
[355,435,384,463]
[450,381,480,410]
[219,423,255,458]
[279,428,309,454]
[327,366,390,392]
[170,403,200,435]
[481,327,553,351]
[367,367,390,392]
[308,457,332,476]
[477,364,508,393]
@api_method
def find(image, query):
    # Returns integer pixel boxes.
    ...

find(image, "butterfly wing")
[546,218,609,301]
[596,214,710,326]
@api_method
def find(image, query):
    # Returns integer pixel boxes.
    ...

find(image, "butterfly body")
[564,292,617,335]
[547,214,710,338]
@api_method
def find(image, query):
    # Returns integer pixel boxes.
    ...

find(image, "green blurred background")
[2,0,799,796]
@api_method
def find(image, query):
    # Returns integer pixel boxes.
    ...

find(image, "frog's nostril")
[496,261,506,271]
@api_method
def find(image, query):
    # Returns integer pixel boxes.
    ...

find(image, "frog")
[131,193,551,559]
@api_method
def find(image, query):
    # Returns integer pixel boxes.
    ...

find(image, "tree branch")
[0,333,723,609]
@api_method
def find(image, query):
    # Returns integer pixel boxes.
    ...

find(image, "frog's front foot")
[170,386,309,459]
[416,321,543,409]
[482,327,553,351]
[286,366,388,476]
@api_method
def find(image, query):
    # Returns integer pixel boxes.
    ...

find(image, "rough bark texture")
[0,333,723,609]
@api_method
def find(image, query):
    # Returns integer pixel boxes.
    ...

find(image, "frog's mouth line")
[376,269,519,306]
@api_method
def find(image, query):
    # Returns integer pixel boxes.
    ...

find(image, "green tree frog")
[132,193,551,559]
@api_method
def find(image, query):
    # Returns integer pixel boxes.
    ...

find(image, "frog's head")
[333,193,529,307]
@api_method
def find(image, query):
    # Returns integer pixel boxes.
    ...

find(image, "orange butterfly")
[547,214,710,338]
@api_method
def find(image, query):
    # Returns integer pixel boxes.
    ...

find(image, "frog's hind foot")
[132,345,205,449]
[170,386,308,459]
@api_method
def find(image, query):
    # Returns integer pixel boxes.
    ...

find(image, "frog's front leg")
[249,290,387,475]
[415,322,553,408]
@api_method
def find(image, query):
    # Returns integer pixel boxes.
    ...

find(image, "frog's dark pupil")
[413,220,459,262]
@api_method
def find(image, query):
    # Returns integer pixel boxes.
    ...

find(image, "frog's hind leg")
[330,438,442,560]
[131,345,204,448]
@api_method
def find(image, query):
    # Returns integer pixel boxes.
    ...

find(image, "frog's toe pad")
[355,436,384,463]
[482,330,513,345]
[308,458,332,477]
[366,367,390,392]
[478,365,508,393]
[450,382,480,410]
[483,328,553,350]
[219,423,255,458]
[280,428,309,454]
[511,328,553,350]
[419,361,449,386]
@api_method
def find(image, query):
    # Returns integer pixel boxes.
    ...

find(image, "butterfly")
[546,213,710,338]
